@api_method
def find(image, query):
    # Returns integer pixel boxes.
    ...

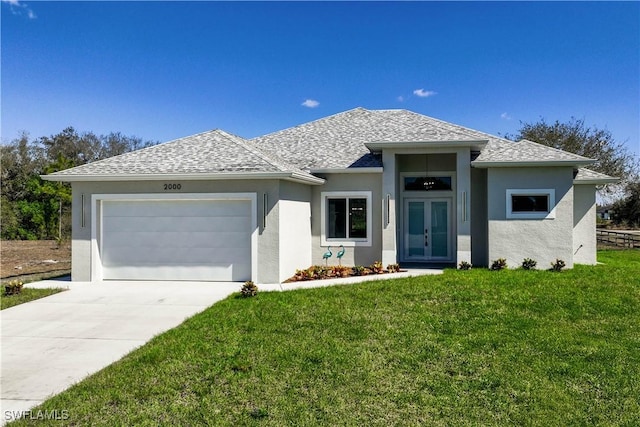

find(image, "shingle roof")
[250,108,395,170]
[44,107,606,182]
[252,108,595,170]
[374,109,511,157]
[46,129,319,182]
[573,168,619,184]
[251,107,512,170]
[471,139,595,166]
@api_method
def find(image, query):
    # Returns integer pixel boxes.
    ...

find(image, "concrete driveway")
[1,278,239,422]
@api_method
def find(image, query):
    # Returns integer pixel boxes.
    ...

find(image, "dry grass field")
[0,240,71,280]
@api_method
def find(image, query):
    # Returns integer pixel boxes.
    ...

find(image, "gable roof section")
[42,129,324,184]
[472,139,596,168]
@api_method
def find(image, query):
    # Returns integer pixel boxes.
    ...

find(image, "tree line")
[1,128,156,240]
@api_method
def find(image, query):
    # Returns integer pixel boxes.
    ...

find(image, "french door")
[403,198,452,261]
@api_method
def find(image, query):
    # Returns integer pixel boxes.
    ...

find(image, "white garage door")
[101,199,252,281]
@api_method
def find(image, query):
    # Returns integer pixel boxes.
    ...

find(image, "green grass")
[1,287,65,310]
[11,251,640,426]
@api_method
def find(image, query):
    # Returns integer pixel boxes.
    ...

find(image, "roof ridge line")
[229,130,312,175]
[249,107,371,142]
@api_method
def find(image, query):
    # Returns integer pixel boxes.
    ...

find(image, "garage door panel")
[103,245,251,265]
[104,200,250,218]
[103,216,251,233]
[103,231,250,250]
[100,198,252,282]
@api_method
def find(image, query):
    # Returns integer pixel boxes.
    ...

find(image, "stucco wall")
[310,173,383,267]
[573,184,597,264]
[278,181,312,282]
[487,167,575,268]
[71,179,296,283]
[470,168,488,267]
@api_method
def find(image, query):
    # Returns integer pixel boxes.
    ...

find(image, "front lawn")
[11,250,639,425]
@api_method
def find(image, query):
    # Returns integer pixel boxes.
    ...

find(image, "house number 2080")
[163,183,182,190]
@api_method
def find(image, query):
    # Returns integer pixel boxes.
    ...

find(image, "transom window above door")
[404,176,452,191]
[321,191,372,247]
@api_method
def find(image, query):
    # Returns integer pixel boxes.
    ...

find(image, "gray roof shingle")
[251,108,396,170]
[251,107,513,170]
[574,168,619,183]
[47,129,318,180]
[472,139,595,165]
[373,109,511,156]
[45,107,609,181]
[252,108,595,170]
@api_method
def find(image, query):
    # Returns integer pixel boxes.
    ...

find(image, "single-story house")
[43,107,618,283]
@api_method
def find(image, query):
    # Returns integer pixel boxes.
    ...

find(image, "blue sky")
[2,1,639,159]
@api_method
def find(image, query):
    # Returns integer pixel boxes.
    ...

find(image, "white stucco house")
[43,108,617,283]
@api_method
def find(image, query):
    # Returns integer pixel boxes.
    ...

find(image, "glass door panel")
[407,201,425,257]
[430,201,448,258]
[404,199,451,261]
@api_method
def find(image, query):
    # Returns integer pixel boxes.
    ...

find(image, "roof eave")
[287,172,326,185]
[365,139,488,151]
[41,171,326,185]
[309,167,383,174]
[471,159,597,168]
[574,177,620,185]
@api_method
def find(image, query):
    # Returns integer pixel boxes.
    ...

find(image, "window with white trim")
[506,189,555,219]
[321,191,372,246]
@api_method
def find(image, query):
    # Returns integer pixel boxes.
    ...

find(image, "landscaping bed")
[284,262,401,282]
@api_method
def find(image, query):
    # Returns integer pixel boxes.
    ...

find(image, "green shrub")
[370,261,384,274]
[312,265,335,279]
[329,266,350,278]
[293,269,312,281]
[386,263,400,273]
[458,261,472,270]
[521,258,537,270]
[490,258,507,271]
[4,280,24,296]
[352,266,366,276]
[550,259,566,272]
[240,281,258,298]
